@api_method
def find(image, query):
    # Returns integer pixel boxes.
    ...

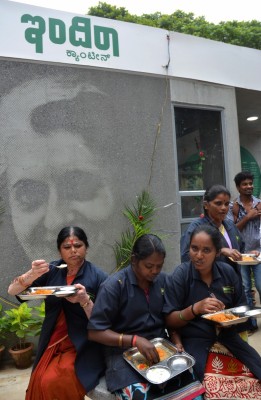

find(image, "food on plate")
[241,255,255,262]
[137,362,149,370]
[31,289,54,295]
[136,347,170,370]
[146,366,171,383]
[156,347,170,361]
[205,312,239,322]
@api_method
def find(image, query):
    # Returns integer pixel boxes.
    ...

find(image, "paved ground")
[0,361,92,400]
[1,304,260,400]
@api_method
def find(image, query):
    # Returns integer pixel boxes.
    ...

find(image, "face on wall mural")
[0,75,114,262]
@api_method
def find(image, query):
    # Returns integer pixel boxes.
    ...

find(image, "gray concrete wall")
[0,60,180,304]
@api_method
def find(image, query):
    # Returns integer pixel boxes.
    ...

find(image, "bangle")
[132,335,137,347]
[119,333,124,347]
[191,304,198,317]
[179,311,189,322]
[81,301,90,308]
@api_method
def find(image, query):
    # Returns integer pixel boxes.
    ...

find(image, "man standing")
[230,171,261,334]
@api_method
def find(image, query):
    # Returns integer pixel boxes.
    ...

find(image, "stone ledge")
[88,377,114,400]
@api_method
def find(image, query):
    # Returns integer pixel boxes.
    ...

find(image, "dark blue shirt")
[29,260,107,393]
[180,216,244,275]
[88,264,166,338]
[163,260,246,339]
[162,261,261,382]
[88,265,167,392]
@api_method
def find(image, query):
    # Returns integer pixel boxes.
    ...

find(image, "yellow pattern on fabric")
[219,224,225,236]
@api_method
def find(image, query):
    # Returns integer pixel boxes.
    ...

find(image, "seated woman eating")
[180,184,244,276]
[164,224,261,385]
[8,226,107,400]
[88,234,204,400]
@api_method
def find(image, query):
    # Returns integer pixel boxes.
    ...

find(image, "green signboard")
[240,147,261,197]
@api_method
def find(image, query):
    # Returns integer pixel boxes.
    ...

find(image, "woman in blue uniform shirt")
[88,234,204,400]
[164,224,261,382]
[180,184,244,275]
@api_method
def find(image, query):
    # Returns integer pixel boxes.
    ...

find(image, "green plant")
[0,304,9,343]
[31,301,45,337]
[113,190,157,271]
[4,302,45,350]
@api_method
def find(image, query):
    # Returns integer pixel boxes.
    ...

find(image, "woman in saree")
[8,226,107,400]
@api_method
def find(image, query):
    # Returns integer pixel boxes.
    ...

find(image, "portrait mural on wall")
[0,65,119,280]
[0,61,177,292]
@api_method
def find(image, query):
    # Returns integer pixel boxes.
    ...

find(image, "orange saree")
[25,276,86,400]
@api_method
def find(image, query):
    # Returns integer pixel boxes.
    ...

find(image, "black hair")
[57,226,89,250]
[190,224,222,252]
[234,171,254,186]
[131,234,166,261]
[203,184,231,215]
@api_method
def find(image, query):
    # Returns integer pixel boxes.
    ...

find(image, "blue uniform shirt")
[88,265,167,392]
[27,260,108,393]
[162,261,261,382]
[88,264,167,337]
[180,215,244,275]
[163,260,246,339]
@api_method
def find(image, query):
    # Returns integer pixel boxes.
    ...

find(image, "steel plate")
[18,286,77,300]
[229,254,260,265]
[202,308,249,326]
[123,338,195,384]
[245,309,261,318]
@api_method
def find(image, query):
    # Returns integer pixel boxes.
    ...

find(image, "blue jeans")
[241,263,261,329]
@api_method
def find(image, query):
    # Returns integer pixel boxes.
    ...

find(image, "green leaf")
[4,301,45,348]
[113,190,157,271]
[87,4,261,50]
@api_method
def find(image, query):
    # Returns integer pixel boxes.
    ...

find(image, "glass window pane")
[181,195,204,219]
[174,107,225,191]
[181,223,190,235]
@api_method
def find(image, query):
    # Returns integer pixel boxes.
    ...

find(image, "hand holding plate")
[65,283,90,305]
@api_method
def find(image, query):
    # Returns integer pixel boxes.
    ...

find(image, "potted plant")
[0,303,9,363]
[4,301,45,368]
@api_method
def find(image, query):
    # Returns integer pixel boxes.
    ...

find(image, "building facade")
[0,1,260,299]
